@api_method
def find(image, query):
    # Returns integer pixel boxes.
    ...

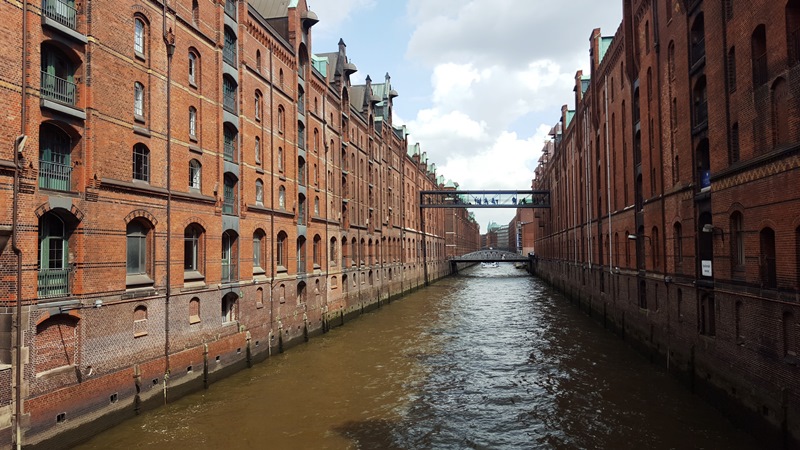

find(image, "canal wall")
[23,261,452,450]
[532,259,800,450]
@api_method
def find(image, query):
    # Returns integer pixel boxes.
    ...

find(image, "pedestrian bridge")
[450,250,529,263]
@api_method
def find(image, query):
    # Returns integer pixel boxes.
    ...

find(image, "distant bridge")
[450,250,529,263]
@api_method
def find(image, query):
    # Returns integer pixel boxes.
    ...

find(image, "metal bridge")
[450,250,529,262]
[418,189,550,285]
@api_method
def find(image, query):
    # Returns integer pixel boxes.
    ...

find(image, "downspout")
[162,0,175,398]
[268,45,275,341]
[14,2,28,448]
[605,76,613,275]
[653,0,667,277]
[322,92,328,327]
[585,109,592,268]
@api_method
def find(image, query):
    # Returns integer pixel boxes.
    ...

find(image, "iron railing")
[691,38,706,67]
[694,101,708,127]
[39,160,72,191]
[38,268,71,299]
[223,41,236,67]
[41,71,77,106]
[43,0,78,30]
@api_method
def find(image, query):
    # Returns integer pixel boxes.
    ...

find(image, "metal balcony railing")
[221,262,237,283]
[691,39,706,67]
[223,42,236,67]
[694,101,708,127]
[41,71,77,106]
[38,268,71,299]
[43,0,78,30]
[39,160,72,191]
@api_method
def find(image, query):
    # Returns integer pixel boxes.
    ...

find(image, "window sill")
[126,274,154,289]
[134,331,148,338]
[189,315,201,325]
[36,364,76,380]
[134,114,146,124]
[135,51,146,62]
[189,135,198,143]
[189,145,203,155]
[189,80,197,89]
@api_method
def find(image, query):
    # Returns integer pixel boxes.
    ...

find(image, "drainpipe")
[162,0,175,398]
[268,45,275,340]
[14,2,29,448]
[605,76,612,276]
[322,93,329,327]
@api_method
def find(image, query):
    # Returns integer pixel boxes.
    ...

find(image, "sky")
[308,0,623,232]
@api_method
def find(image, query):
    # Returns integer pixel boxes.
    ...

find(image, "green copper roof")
[565,110,576,128]
[599,36,614,64]
[311,55,328,77]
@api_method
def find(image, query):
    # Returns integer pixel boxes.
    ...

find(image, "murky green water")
[76,265,759,449]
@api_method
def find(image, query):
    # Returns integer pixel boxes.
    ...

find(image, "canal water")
[76,264,759,449]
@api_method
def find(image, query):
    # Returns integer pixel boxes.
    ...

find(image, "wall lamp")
[702,224,725,241]
[627,234,652,243]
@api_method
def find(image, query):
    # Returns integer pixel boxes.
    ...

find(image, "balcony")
[223,43,236,67]
[690,39,706,68]
[38,268,71,299]
[43,0,78,31]
[39,159,72,191]
[41,71,77,106]
[223,92,236,114]
[693,101,708,129]
[221,262,237,283]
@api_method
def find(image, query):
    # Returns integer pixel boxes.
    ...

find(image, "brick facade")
[532,0,800,445]
[0,1,476,447]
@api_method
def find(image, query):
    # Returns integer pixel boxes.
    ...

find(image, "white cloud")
[310,0,376,38]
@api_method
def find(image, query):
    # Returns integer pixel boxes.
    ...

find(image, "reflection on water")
[76,264,759,449]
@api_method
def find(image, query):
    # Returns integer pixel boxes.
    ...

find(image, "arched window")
[223,75,237,113]
[189,106,197,139]
[223,123,237,162]
[222,292,238,323]
[253,229,265,273]
[223,26,237,66]
[696,139,710,190]
[223,173,237,214]
[772,78,790,147]
[760,227,777,288]
[276,231,288,268]
[188,51,198,86]
[330,237,338,264]
[297,236,307,273]
[38,213,70,298]
[256,49,262,72]
[35,315,78,373]
[189,159,201,190]
[277,147,284,172]
[189,297,201,324]
[651,226,660,270]
[134,81,145,119]
[126,219,152,286]
[133,305,148,337]
[192,0,199,25]
[134,17,146,56]
[184,223,204,276]
[278,185,286,209]
[752,25,768,86]
[298,156,306,186]
[690,14,705,67]
[312,235,321,268]
[693,76,708,128]
[133,143,149,181]
[221,230,238,283]
[40,43,77,106]
[255,179,264,205]
[730,122,740,163]
[298,121,305,149]
[730,212,745,272]
[277,105,285,134]
[787,0,800,64]
[38,123,72,191]
[668,41,675,82]
[727,47,737,93]
[254,136,261,165]
[297,194,306,225]
[673,222,683,272]
[314,196,320,216]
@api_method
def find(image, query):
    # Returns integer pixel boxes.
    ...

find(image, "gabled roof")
[249,0,301,19]
[599,36,614,64]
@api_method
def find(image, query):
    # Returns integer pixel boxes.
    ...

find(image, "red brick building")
[0,0,464,447]
[533,0,800,445]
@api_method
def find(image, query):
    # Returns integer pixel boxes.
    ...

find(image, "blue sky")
[309,0,622,232]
